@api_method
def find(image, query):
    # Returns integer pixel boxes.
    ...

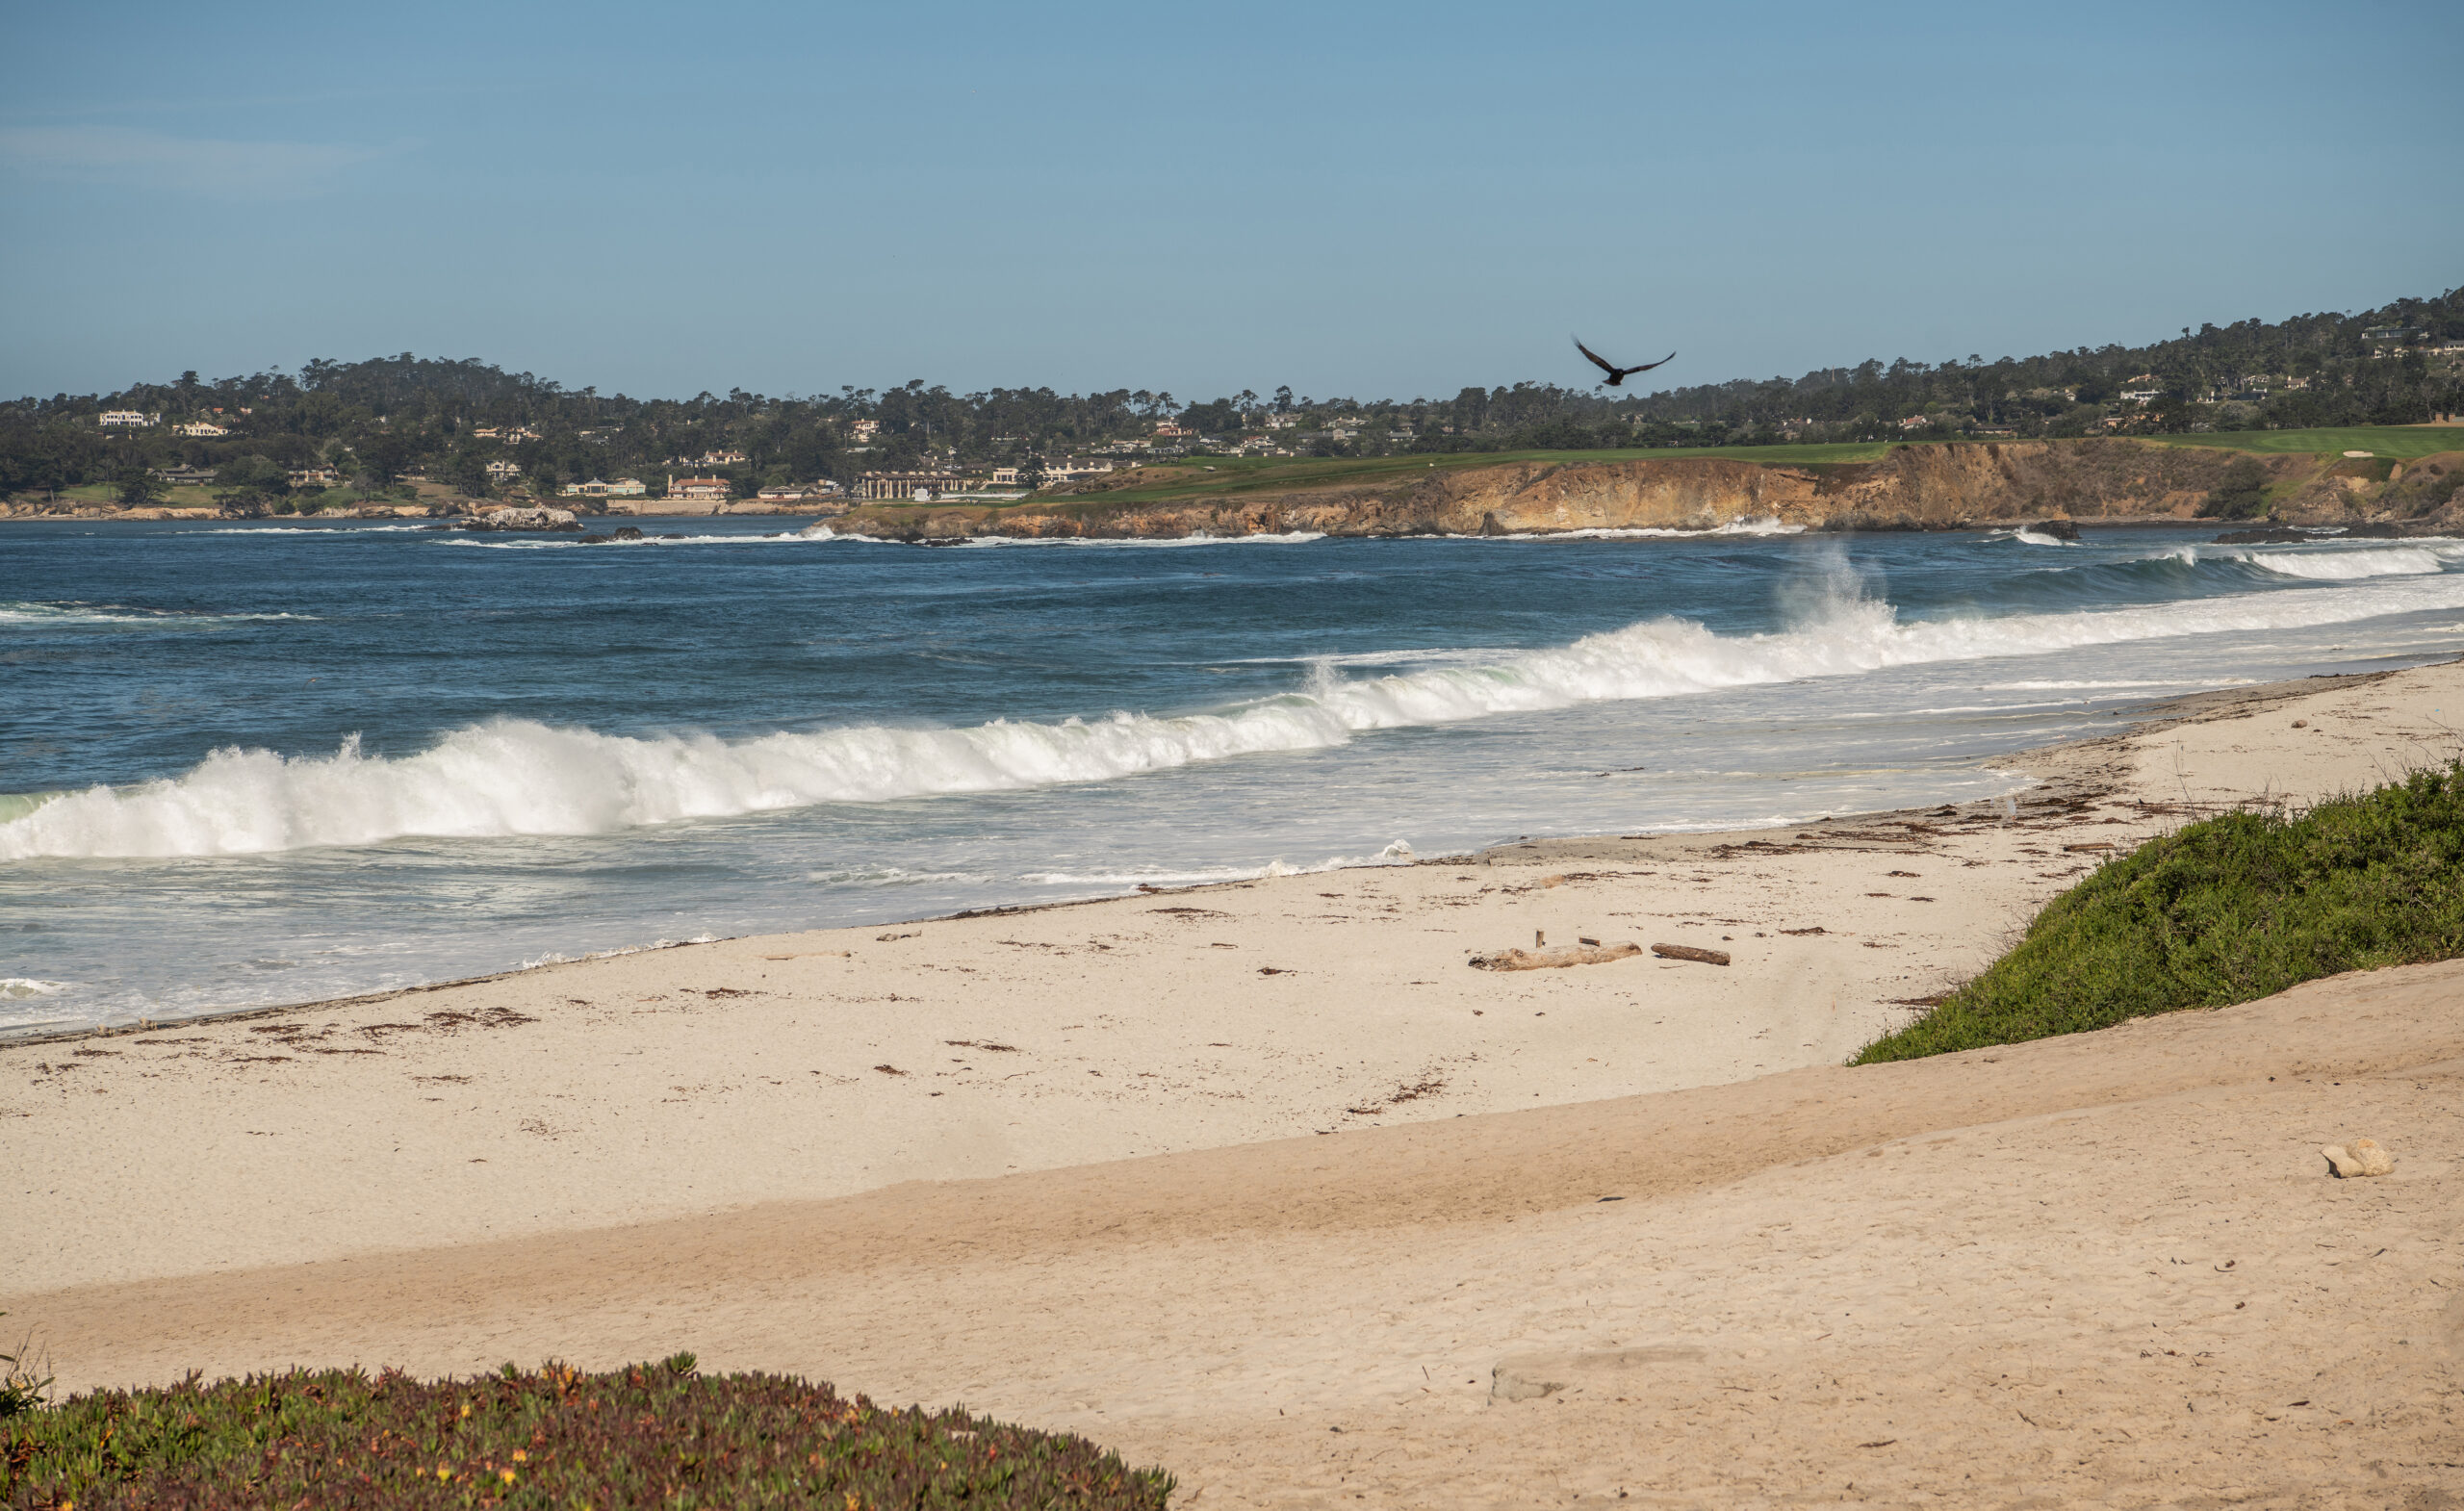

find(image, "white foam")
[1,978,70,999]
[1482,517,1808,541]
[0,602,316,626]
[1994,679,2199,691]
[13,572,2464,860]
[2235,545,2456,581]
[1022,840,1414,886]
[952,530,1326,548]
[2009,528,2080,548]
[197,525,445,535]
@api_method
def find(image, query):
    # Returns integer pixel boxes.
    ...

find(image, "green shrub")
[2,1354,1172,1509]
[2202,455,2271,519]
[1857,764,2464,1062]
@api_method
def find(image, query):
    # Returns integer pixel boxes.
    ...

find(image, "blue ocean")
[7,518,2462,1035]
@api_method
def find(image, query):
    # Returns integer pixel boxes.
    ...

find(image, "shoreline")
[7,658,2458,1297]
[7,658,2461,1504]
[4,657,2441,1052]
[0,507,2326,533]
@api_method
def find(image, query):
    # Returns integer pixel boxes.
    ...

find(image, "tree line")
[4,287,2457,508]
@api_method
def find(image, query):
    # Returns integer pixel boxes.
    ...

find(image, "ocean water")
[6,517,2462,1035]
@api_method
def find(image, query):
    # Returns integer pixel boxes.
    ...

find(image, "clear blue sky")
[4,1,2457,404]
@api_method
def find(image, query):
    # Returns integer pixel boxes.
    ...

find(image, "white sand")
[5,658,2461,1505]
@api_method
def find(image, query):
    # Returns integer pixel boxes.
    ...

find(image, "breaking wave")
[1,602,316,627]
[1473,517,1807,541]
[2234,545,2457,580]
[12,571,2464,860]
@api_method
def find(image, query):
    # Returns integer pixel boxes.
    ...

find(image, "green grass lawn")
[1856,764,2464,1063]
[2139,425,2464,460]
[1014,442,1896,505]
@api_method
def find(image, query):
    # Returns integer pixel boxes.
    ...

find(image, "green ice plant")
[1859,762,2464,1062]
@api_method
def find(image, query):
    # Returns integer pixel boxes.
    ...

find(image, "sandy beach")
[6,660,2461,1505]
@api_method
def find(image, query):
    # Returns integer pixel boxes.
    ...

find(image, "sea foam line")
[9,571,2464,860]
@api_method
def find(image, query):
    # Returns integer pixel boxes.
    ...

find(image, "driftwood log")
[1469,942,1643,971]
[1650,943,1732,966]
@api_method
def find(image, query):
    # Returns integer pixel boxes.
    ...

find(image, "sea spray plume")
[13,570,2464,860]
[1770,537,1885,635]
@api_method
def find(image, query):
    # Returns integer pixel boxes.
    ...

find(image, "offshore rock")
[2214,526,2316,545]
[2024,518,2080,540]
[462,506,581,532]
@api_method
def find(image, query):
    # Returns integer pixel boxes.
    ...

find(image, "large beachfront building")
[857,471,968,501]
[558,477,649,499]
[667,474,731,502]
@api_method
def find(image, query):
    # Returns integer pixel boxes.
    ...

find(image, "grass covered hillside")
[2138,424,2464,461]
[0,1354,1172,1510]
[1858,765,2464,1063]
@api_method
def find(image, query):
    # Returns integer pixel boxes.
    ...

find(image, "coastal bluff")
[839,438,2464,540]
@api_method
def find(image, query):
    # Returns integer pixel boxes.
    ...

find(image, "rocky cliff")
[835,440,2464,541]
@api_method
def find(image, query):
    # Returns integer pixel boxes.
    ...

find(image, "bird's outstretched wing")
[1625,351,1677,375]
[1572,336,1619,376]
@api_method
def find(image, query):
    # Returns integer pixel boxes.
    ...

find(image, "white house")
[485,459,523,483]
[99,411,159,428]
[172,421,230,438]
[856,471,963,501]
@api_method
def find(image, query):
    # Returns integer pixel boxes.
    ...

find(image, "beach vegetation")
[1856,763,2464,1063]
[0,1353,1171,1509]
[0,1318,48,1422]
[2202,456,2272,519]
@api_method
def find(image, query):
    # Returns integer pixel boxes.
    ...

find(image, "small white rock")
[2323,1139,2396,1178]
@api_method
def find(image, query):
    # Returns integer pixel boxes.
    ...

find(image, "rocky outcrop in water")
[460,506,581,532]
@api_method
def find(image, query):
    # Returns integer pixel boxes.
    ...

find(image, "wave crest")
[12,572,2464,860]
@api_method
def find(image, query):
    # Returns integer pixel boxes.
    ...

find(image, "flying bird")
[1573,337,1675,387]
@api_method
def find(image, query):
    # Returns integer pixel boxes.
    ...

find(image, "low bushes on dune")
[1,1353,1171,1510]
[1858,762,2464,1063]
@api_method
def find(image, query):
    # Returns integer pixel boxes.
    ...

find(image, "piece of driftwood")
[1469,942,1643,971]
[1650,943,1732,966]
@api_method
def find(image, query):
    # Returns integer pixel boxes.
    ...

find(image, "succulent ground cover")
[1859,762,2464,1062]
[1,1353,1171,1509]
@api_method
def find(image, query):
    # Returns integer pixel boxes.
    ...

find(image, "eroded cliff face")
[837,441,2464,540]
